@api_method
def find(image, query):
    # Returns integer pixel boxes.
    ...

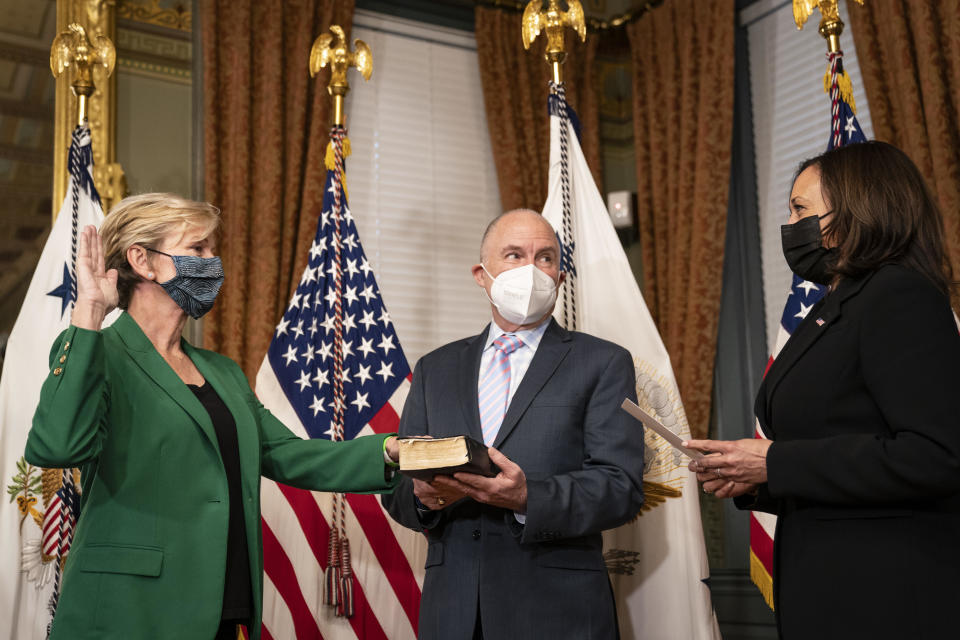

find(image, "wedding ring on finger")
[437,497,446,506]
[715,469,722,480]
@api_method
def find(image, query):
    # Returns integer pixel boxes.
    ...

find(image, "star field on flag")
[266,170,410,442]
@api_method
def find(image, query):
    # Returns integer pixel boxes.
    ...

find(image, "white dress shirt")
[477,318,550,406]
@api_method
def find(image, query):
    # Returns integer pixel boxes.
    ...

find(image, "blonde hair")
[100,193,221,309]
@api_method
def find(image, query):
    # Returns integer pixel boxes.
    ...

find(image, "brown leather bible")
[398,436,499,481]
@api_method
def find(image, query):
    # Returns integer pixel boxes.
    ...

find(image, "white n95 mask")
[482,263,558,325]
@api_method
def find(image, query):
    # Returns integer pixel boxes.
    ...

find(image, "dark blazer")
[25,312,396,640]
[742,265,960,639]
[383,319,645,640]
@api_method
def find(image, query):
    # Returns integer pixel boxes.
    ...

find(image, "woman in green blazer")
[25,193,400,640]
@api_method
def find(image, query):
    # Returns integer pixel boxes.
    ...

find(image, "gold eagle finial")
[309,25,373,92]
[309,25,372,127]
[522,0,586,84]
[793,0,865,52]
[50,23,116,124]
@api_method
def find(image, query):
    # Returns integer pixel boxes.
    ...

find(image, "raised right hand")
[72,225,119,330]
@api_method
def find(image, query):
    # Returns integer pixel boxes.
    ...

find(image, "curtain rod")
[475,0,665,31]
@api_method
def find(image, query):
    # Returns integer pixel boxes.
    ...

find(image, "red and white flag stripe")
[749,314,805,608]
[256,362,425,640]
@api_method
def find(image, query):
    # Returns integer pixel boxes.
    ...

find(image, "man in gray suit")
[383,209,644,640]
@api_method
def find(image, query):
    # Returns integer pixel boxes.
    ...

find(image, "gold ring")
[437,497,446,506]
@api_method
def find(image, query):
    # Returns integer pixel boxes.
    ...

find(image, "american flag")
[255,128,423,639]
[749,49,867,609]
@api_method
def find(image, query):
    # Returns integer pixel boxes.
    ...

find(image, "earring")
[148,272,154,280]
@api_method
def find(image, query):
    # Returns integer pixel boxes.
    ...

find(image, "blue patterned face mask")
[146,248,224,319]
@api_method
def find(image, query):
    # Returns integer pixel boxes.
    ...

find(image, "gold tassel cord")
[320,128,354,618]
[311,25,367,619]
[324,138,352,201]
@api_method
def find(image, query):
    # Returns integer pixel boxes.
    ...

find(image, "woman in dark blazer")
[25,193,401,640]
[685,141,960,639]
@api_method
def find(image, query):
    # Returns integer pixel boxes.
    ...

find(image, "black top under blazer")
[741,264,960,639]
[383,319,645,640]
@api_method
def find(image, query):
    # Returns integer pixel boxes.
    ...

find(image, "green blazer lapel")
[493,319,572,449]
[186,343,260,498]
[111,313,220,454]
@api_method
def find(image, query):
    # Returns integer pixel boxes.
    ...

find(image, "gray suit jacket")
[383,319,645,640]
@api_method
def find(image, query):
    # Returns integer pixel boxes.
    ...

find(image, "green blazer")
[25,312,397,640]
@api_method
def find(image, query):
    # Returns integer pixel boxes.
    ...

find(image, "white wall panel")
[345,12,502,365]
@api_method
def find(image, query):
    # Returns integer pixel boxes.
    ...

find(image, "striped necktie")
[478,334,523,446]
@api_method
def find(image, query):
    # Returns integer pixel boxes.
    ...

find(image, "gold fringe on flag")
[822,65,857,114]
[749,549,776,611]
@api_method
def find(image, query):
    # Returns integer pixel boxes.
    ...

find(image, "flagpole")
[307,24,373,619]
[309,25,373,128]
[791,0,864,54]
[793,1,866,155]
[51,21,115,218]
[521,0,586,84]
[521,0,585,330]
[51,0,124,221]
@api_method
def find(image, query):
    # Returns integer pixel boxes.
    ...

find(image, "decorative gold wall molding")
[117,28,190,61]
[116,26,191,82]
[53,0,125,218]
[118,57,190,82]
[117,0,191,32]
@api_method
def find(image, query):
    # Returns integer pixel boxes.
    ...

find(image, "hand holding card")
[620,399,705,461]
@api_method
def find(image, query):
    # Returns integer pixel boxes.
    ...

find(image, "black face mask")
[781,215,836,285]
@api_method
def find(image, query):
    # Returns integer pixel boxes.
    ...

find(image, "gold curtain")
[475,5,602,212]
[627,0,735,440]
[848,0,960,272]
[202,0,354,379]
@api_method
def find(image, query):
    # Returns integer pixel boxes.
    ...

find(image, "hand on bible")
[73,225,118,330]
[437,447,528,513]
